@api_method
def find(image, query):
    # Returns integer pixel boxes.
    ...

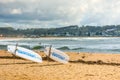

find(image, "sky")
[0,0,120,29]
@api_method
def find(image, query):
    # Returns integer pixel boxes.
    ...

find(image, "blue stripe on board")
[17,50,41,60]
[52,52,66,61]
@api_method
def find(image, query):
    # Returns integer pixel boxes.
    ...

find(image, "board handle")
[14,43,18,55]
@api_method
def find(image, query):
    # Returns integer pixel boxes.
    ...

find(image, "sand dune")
[0,50,120,80]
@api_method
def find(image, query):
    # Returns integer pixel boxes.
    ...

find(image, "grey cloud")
[0,0,71,21]
[0,0,120,28]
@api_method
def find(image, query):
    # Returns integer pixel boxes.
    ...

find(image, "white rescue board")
[44,47,69,64]
[7,45,42,63]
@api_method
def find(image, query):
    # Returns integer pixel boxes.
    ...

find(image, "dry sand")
[0,50,120,80]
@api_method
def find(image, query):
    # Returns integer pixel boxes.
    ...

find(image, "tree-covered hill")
[0,25,120,37]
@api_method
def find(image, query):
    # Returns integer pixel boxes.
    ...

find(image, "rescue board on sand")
[7,45,42,63]
[44,47,69,64]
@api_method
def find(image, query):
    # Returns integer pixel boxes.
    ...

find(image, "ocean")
[0,37,120,53]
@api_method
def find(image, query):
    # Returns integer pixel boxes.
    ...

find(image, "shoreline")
[0,36,120,39]
[0,37,120,54]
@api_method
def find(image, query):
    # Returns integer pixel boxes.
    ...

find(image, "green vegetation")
[0,25,120,37]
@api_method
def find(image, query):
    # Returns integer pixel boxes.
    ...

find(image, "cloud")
[78,0,120,26]
[0,0,16,3]
[0,0,120,28]
[10,8,22,14]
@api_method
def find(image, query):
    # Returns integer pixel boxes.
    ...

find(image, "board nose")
[7,46,14,53]
[7,46,10,52]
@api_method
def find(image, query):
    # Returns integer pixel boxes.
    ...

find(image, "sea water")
[0,37,120,53]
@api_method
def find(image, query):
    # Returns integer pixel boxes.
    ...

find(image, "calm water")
[0,37,120,53]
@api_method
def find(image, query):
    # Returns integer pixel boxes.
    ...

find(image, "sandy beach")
[0,50,120,80]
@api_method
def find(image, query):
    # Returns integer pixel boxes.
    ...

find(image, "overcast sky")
[0,0,120,29]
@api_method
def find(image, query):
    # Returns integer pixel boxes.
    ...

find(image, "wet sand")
[0,50,120,80]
